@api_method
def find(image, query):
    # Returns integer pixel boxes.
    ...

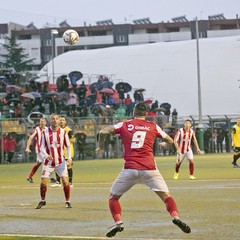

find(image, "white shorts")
[177,150,194,164]
[36,153,44,163]
[110,168,169,195]
[41,161,68,179]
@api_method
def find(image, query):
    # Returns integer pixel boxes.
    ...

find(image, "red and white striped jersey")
[41,127,71,167]
[174,128,196,154]
[31,126,46,153]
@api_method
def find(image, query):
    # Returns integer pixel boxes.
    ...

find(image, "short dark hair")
[60,115,67,120]
[40,117,47,121]
[134,102,147,117]
[185,119,192,124]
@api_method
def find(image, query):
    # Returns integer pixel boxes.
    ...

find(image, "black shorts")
[233,147,240,153]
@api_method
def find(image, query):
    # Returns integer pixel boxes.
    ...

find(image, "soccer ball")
[63,29,79,45]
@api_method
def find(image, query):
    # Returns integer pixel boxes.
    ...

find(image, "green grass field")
[0,153,239,240]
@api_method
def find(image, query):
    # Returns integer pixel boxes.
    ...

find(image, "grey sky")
[0,0,240,28]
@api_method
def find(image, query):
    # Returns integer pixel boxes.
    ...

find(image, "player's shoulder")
[145,120,158,129]
[64,125,72,132]
[232,124,239,132]
[114,121,124,129]
[190,128,195,133]
[32,127,39,134]
[234,124,240,129]
[43,126,50,133]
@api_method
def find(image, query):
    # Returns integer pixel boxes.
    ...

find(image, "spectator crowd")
[0,71,232,163]
[0,73,174,123]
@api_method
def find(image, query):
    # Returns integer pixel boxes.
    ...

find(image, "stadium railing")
[0,114,238,164]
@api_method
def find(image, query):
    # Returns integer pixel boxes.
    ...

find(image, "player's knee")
[109,194,121,200]
[155,191,170,201]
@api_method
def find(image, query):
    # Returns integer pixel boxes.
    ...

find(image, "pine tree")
[0,35,35,72]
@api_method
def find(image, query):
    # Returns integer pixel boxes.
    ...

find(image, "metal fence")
[0,114,238,164]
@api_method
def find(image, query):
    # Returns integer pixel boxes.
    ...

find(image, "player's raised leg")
[106,195,124,237]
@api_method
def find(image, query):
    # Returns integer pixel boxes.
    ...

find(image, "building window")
[18,35,31,40]
[31,48,39,58]
[0,34,6,39]
[44,39,52,46]
[199,31,207,38]
[116,35,127,43]
[44,54,52,62]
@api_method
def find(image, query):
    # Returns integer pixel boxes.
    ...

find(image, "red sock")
[109,197,122,222]
[175,163,180,173]
[189,162,194,175]
[64,184,70,202]
[164,197,179,217]
[40,183,47,201]
[28,164,39,178]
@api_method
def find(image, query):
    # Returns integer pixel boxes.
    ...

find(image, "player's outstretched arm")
[165,134,173,144]
[159,134,173,150]
[95,125,115,155]
[25,134,34,153]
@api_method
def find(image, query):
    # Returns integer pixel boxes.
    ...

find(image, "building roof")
[39,35,240,115]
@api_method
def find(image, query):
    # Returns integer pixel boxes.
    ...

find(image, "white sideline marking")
[0,233,181,240]
[0,234,107,239]
[1,178,240,190]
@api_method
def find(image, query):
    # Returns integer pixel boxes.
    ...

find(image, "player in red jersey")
[35,113,72,209]
[173,119,201,180]
[26,117,47,183]
[96,102,191,237]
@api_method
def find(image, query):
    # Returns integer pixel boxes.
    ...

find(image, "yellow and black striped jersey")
[232,124,240,147]
[63,125,75,158]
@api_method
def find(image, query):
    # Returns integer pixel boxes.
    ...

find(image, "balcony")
[55,35,114,47]
[128,32,192,45]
